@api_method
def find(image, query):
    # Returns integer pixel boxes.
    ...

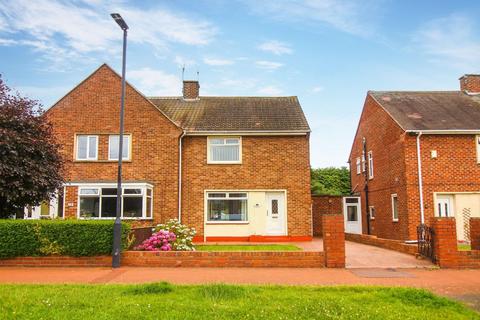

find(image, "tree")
[0,75,63,218]
[311,167,350,196]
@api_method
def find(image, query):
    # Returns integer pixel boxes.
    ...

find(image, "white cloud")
[258,40,293,55]
[255,60,284,70]
[311,86,324,93]
[257,85,283,95]
[128,67,182,96]
[412,14,480,71]
[203,57,235,66]
[244,0,382,37]
[0,0,217,68]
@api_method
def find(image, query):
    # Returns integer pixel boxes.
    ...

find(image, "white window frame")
[369,206,375,220]
[77,183,153,220]
[207,136,242,164]
[356,157,361,175]
[75,135,98,161]
[206,191,248,223]
[476,135,480,163]
[108,134,132,161]
[368,151,374,180]
[361,152,366,173]
[391,194,398,222]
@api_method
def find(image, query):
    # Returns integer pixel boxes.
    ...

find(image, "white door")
[436,195,453,217]
[266,192,286,235]
[343,197,362,234]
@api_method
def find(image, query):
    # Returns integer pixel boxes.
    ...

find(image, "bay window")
[207,192,247,222]
[207,137,241,164]
[78,184,153,219]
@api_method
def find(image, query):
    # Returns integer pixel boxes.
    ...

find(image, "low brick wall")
[122,251,324,268]
[0,256,111,267]
[0,251,324,268]
[345,233,418,256]
[322,213,345,268]
[312,195,343,236]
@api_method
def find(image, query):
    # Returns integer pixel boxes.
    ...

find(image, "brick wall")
[471,218,480,250]
[349,94,410,240]
[460,75,480,93]
[322,213,345,268]
[181,135,312,237]
[431,217,480,268]
[312,195,343,236]
[45,64,182,223]
[345,233,417,255]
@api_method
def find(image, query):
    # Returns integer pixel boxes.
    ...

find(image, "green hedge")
[0,220,131,259]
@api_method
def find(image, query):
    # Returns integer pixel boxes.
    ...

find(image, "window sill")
[74,160,132,163]
[206,221,249,225]
[392,219,399,223]
[78,217,153,220]
[207,162,242,165]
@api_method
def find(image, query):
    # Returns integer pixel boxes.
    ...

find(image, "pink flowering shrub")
[135,219,196,251]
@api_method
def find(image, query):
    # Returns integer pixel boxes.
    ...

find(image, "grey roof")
[369,91,480,131]
[148,96,310,132]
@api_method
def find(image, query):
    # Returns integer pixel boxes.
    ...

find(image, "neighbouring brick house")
[30,64,312,241]
[349,74,480,242]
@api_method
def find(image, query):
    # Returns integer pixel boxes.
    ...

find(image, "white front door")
[266,192,286,235]
[436,195,453,217]
[343,197,362,234]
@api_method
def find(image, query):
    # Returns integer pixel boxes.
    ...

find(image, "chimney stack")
[183,80,200,100]
[459,74,480,94]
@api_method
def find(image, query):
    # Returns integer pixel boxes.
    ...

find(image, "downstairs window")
[207,192,248,222]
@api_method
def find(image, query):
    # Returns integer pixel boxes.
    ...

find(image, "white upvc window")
[368,151,374,180]
[78,184,153,219]
[206,192,248,222]
[109,135,131,161]
[207,137,242,164]
[476,135,480,163]
[356,157,361,175]
[369,206,375,220]
[76,135,98,160]
[391,194,398,222]
[361,152,366,173]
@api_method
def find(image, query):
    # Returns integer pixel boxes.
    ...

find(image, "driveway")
[294,237,434,269]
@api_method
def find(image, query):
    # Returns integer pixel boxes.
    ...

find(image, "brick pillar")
[470,218,480,250]
[431,217,458,268]
[322,213,345,268]
[64,186,78,219]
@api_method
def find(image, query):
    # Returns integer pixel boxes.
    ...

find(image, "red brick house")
[33,64,312,241]
[349,74,480,242]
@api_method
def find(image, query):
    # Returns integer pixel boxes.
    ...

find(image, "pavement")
[0,267,479,311]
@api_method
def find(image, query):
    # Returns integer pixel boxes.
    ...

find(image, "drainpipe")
[416,132,425,224]
[363,137,371,235]
[178,130,186,223]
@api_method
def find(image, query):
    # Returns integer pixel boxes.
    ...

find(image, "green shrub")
[0,220,130,258]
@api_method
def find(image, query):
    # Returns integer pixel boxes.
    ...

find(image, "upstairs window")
[76,135,98,160]
[368,151,374,179]
[109,135,131,160]
[356,157,361,175]
[476,136,480,163]
[208,137,241,164]
[391,194,398,222]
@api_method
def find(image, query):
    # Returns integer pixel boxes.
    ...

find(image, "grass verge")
[0,284,477,319]
[195,244,302,251]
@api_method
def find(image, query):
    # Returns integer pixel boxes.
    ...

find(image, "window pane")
[77,136,88,159]
[102,188,117,195]
[347,206,358,221]
[147,189,152,197]
[88,136,97,158]
[228,193,247,198]
[80,188,99,195]
[225,138,239,144]
[208,193,226,198]
[79,197,99,218]
[210,138,224,145]
[124,188,142,194]
[345,198,358,203]
[207,199,247,221]
[109,135,129,160]
[101,197,117,217]
[146,197,152,218]
[123,197,143,218]
[211,145,239,162]
[392,196,398,219]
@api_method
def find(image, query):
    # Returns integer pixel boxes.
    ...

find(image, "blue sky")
[1,0,479,167]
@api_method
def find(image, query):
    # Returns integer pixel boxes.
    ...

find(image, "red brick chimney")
[183,80,200,100]
[459,74,480,94]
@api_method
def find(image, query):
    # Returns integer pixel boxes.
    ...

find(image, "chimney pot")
[183,80,200,100]
[459,74,480,94]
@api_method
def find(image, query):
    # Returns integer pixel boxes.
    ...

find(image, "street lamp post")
[111,13,128,268]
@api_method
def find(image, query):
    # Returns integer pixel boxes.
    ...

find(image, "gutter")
[416,132,425,224]
[178,130,186,222]
[406,129,480,135]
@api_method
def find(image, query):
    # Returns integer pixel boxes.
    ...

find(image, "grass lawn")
[0,284,477,319]
[458,244,472,251]
[195,244,301,251]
